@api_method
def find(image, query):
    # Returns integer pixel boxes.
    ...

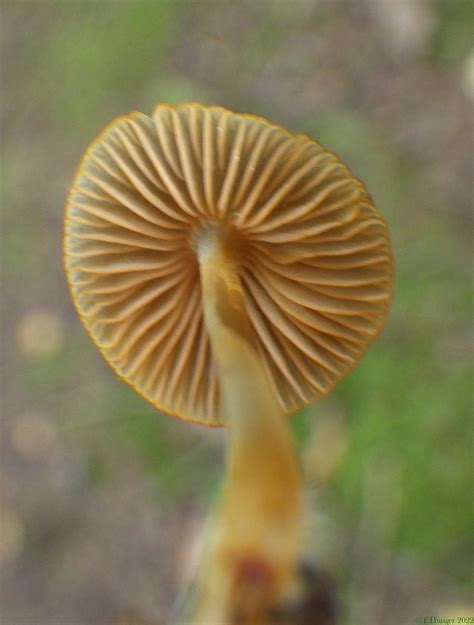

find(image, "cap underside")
[64,103,393,426]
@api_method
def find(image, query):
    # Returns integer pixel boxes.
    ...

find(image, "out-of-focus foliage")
[2,1,472,624]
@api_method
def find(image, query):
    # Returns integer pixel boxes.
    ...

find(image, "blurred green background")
[1,1,472,624]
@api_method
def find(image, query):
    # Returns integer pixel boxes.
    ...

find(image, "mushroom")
[64,102,393,623]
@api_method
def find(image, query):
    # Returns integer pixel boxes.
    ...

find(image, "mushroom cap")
[64,103,393,426]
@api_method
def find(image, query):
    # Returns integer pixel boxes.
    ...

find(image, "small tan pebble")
[10,412,56,461]
[16,308,64,360]
[0,507,24,562]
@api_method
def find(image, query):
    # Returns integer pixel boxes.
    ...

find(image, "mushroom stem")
[196,227,304,620]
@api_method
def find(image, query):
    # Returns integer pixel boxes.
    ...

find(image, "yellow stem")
[195,227,303,621]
